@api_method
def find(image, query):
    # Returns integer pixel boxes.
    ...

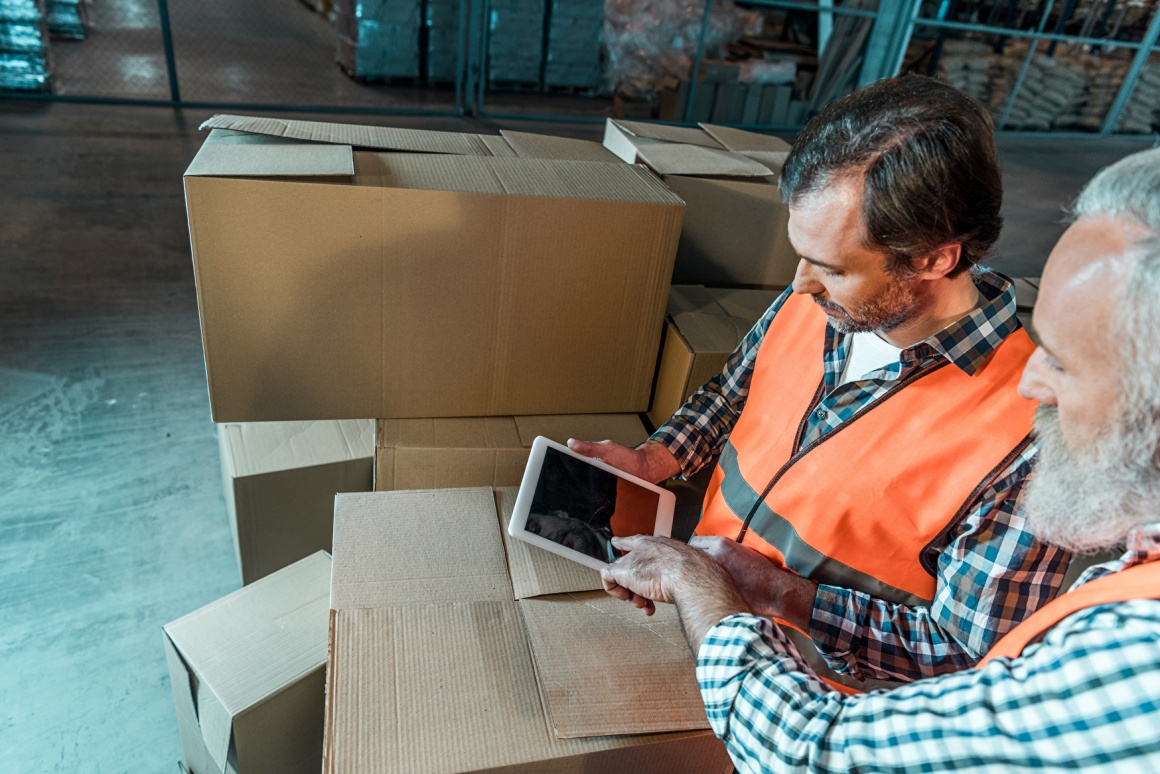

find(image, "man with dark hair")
[570,75,1069,690]
[600,147,1160,772]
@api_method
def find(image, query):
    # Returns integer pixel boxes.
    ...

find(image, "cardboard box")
[325,488,732,773]
[374,413,649,490]
[218,420,373,585]
[164,551,331,774]
[649,285,782,430]
[602,119,798,289]
[185,115,684,422]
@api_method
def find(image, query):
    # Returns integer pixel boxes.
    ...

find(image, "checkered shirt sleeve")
[698,601,1160,773]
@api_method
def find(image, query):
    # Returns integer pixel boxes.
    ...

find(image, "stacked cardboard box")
[177,115,722,773]
[603,119,797,289]
[333,0,421,79]
[543,0,602,89]
[0,0,50,91]
[324,488,732,773]
[218,420,374,584]
[375,413,648,490]
[487,0,545,85]
[164,552,331,774]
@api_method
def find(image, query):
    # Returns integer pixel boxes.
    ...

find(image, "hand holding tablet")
[508,437,676,571]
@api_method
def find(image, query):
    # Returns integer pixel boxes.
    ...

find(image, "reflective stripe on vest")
[979,560,1160,665]
[699,292,1036,690]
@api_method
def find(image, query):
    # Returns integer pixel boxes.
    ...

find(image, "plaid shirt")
[697,523,1160,773]
[653,270,1071,681]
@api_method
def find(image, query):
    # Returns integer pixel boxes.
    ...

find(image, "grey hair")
[1074,147,1160,453]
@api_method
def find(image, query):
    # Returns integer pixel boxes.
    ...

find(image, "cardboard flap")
[495,487,604,599]
[519,591,709,738]
[368,154,684,203]
[500,130,620,162]
[163,552,331,723]
[699,124,792,153]
[739,150,789,175]
[513,414,648,448]
[186,139,355,178]
[634,144,774,178]
[477,133,519,158]
[331,489,513,609]
[667,286,779,354]
[221,420,374,477]
[198,687,234,772]
[200,114,493,155]
[611,120,725,149]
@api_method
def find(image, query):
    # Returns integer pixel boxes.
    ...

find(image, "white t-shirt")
[840,330,904,385]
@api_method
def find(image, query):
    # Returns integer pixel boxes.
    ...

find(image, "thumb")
[611,534,646,551]
[567,438,605,459]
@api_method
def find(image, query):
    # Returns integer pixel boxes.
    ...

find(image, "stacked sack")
[937,39,994,105]
[985,41,1088,131]
[0,0,50,91]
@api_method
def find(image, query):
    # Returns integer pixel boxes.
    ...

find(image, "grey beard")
[1021,405,1160,554]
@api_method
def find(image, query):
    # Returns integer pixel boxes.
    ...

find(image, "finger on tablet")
[611,535,645,551]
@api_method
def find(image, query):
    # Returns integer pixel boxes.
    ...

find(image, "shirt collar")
[911,269,1022,376]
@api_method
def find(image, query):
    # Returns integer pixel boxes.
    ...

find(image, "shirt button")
[815,407,829,420]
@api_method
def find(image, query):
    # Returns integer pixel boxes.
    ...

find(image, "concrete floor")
[0,96,1154,773]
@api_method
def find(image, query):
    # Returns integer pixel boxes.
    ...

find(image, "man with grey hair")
[601,147,1160,772]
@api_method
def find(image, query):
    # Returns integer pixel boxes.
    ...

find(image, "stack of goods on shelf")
[45,0,83,39]
[657,59,802,125]
[543,0,602,90]
[486,0,544,85]
[333,0,421,80]
[986,41,1088,131]
[424,0,460,84]
[1115,61,1160,134]
[936,39,993,104]
[0,0,50,91]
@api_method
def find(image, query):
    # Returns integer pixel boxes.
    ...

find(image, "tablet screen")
[524,446,662,564]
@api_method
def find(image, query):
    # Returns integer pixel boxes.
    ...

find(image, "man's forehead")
[1036,217,1136,356]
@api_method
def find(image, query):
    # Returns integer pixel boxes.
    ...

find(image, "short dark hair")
[779,75,1003,277]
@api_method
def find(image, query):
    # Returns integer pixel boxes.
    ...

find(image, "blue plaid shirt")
[653,270,1071,681]
[697,523,1160,773]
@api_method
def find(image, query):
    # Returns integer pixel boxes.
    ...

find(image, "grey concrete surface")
[0,97,1154,773]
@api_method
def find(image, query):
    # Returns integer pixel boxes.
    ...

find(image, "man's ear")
[912,244,963,279]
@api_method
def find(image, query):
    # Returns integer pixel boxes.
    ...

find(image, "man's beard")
[813,276,923,334]
[1021,405,1160,554]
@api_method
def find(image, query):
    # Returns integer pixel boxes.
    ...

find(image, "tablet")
[508,436,676,571]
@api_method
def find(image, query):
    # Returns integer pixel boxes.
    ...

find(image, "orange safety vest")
[699,292,1037,690]
[979,560,1160,665]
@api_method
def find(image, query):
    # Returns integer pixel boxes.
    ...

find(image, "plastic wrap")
[604,0,760,100]
[0,0,50,91]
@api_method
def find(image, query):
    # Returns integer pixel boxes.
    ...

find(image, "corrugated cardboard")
[186,117,684,422]
[603,118,798,288]
[374,413,649,491]
[164,551,331,774]
[325,489,731,773]
[218,420,373,585]
[649,286,782,429]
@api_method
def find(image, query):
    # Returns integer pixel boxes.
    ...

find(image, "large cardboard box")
[602,119,798,289]
[374,413,649,490]
[185,115,684,423]
[325,489,732,773]
[649,285,782,429]
[163,551,331,774]
[218,420,373,584]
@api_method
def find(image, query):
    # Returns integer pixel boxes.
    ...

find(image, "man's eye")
[824,269,843,278]
[1046,357,1065,373]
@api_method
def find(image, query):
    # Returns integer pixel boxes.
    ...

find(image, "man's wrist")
[637,440,682,483]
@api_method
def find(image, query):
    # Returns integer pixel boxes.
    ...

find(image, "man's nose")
[792,259,823,296]
[1018,349,1057,405]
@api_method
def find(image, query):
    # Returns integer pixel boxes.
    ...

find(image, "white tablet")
[508,436,676,571]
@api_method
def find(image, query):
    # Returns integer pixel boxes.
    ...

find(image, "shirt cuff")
[649,422,706,477]
[696,614,790,740]
[808,584,868,677]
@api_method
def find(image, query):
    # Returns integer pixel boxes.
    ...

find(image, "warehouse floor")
[0,99,1153,772]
